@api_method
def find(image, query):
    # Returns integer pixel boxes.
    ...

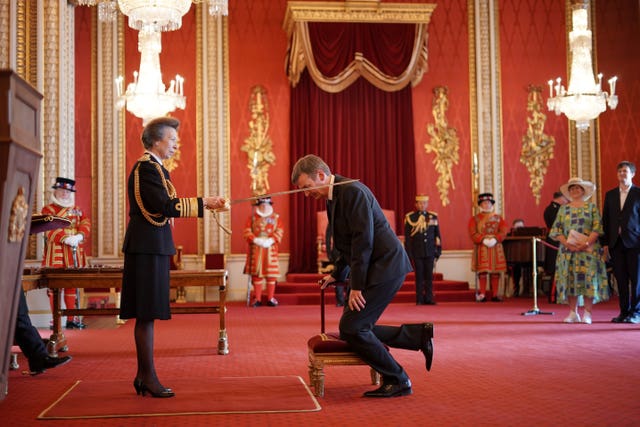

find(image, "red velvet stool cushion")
[308,332,389,353]
[308,332,352,353]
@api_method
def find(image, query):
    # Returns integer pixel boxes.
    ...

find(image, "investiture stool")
[404,194,442,305]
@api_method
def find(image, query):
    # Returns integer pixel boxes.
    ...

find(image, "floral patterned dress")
[549,202,609,304]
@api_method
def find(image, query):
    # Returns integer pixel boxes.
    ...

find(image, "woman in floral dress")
[549,177,609,324]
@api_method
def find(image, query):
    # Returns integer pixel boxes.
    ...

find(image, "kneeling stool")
[307,285,384,397]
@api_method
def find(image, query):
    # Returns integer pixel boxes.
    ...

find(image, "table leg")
[48,288,67,355]
[217,282,228,355]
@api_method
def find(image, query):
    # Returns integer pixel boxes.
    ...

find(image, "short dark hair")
[617,161,636,174]
[291,154,331,184]
[552,191,564,199]
[141,117,180,149]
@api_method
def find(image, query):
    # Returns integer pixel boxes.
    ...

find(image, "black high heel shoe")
[138,382,175,398]
[133,378,143,395]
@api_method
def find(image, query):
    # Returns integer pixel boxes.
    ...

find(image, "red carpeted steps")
[275,272,474,305]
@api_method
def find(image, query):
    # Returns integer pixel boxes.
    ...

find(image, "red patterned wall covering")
[228,0,291,253]
[409,0,472,250]
[74,6,93,255]
[595,0,640,196]
[499,0,569,229]
[123,11,200,253]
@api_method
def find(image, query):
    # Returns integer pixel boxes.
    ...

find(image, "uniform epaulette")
[428,210,438,217]
[138,153,152,162]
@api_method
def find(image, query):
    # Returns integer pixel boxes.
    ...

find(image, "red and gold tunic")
[243,213,284,278]
[468,212,508,273]
[41,203,91,268]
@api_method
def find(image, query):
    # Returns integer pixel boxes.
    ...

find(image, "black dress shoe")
[363,380,412,398]
[424,301,437,305]
[611,314,627,323]
[30,355,72,375]
[267,298,278,307]
[420,323,434,372]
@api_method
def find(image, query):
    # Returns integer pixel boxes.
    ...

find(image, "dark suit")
[14,291,48,371]
[120,153,205,320]
[327,175,417,385]
[602,185,640,318]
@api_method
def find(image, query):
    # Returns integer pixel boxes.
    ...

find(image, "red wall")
[227,0,291,254]
[74,7,93,255]
[74,1,640,260]
[499,0,570,228]
[596,0,640,196]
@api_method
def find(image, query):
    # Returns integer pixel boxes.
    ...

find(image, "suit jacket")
[602,185,640,249]
[122,153,204,255]
[328,175,412,290]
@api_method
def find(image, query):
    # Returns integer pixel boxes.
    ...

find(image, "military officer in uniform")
[404,195,442,305]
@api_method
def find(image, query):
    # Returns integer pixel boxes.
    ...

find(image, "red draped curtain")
[288,22,418,273]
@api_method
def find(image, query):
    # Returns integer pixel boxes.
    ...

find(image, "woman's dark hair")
[141,117,180,149]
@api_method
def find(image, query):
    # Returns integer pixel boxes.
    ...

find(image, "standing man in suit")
[404,194,441,305]
[602,161,640,323]
[291,154,433,398]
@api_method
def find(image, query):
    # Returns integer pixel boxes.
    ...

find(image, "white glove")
[253,237,267,248]
[263,237,275,248]
[482,237,497,248]
[63,234,81,247]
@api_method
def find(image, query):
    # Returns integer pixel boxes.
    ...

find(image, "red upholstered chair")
[307,286,383,397]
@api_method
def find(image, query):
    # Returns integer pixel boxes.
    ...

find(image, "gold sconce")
[521,85,555,204]
[241,85,275,196]
[424,86,459,206]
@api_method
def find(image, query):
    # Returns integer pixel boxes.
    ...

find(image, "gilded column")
[468,0,504,214]
[198,6,230,255]
[94,13,126,260]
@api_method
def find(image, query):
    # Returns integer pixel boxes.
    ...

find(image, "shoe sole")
[363,388,413,398]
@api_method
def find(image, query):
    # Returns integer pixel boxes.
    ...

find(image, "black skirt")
[120,253,171,320]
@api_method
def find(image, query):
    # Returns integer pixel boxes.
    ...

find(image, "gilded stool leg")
[370,369,380,385]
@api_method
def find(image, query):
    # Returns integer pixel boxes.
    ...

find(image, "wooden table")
[24,268,229,356]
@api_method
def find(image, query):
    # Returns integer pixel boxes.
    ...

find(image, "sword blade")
[229,179,360,205]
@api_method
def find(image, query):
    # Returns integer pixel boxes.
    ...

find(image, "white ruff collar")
[51,193,74,208]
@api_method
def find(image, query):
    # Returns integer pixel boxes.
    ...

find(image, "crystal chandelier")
[75,1,229,28]
[115,28,185,125]
[546,3,618,132]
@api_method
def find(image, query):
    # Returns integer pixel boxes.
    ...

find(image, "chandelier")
[546,2,618,132]
[115,28,185,125]
[75,1,229,29]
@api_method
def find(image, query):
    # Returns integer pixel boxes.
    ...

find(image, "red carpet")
[38,375,320,419]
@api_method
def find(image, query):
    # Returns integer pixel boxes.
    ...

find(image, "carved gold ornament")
[241,85,275,196]
[424,86,459,206]
[8,187,29,242]
[520,85,555,205]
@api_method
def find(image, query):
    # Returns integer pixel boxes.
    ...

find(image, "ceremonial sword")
[226,178,360,206]
[206,178,360,235]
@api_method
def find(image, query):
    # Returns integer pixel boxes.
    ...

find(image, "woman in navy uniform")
[404,194,442,305]
[120,117,226,398]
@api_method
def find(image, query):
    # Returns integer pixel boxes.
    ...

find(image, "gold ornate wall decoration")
[520,85,555,205]
[241,85,275,196]
[8,187,29,243]
[424,86,459,206]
